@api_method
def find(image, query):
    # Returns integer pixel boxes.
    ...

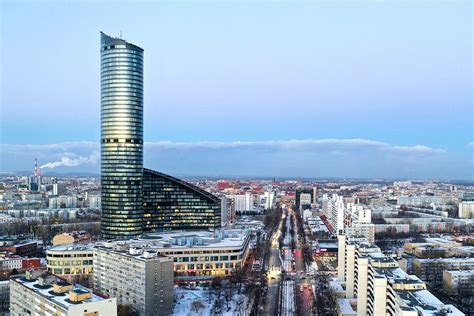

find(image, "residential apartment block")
[10,270,116,316]
[93,244,174,316]
[338,235,464,316]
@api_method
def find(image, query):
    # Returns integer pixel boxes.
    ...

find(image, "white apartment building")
[233,192,254,211]
[322,194,346,234]
[88,195,101,209]
[94,245,174,316]
[10,271,116,316]
[49,196,61,209]
[459,201,474,219]
[442,270,474,295]
[262,191,275,210]
[337,235,464,316]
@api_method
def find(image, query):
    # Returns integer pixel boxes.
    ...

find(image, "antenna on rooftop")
[120,30,122,39]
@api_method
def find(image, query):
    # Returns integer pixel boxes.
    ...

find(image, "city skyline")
[1,0,472,180]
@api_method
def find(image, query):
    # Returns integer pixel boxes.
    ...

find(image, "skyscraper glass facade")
[143,169,221,231]
[100,32,144,239]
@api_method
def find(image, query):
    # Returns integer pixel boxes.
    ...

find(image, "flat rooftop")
[141,229,249,249]
[47,243,93,252]
[12,275,106,309]
[396,289,465,315]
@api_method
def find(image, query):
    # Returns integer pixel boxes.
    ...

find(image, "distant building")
[87,195,101,209]
[94,244,174,316]
[10,271,116,316]
[52,231,92,246]
[295,187,317,209]
[443,270,474,296]
[322,194,345,234]
[413,257,474,286]
[458,201,474,219]
[0,240,39,257]
[0,255,41,272]
[233,192,254,211]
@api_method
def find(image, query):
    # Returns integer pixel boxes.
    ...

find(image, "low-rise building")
[46,243,94,287]
[141,229,251,279]
[10,271,116,316]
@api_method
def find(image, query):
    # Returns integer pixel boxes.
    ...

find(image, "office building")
[142,168,221,231]
[94,244,174,316]
[100,32,144,239]
[10,271,116,316]
[46,243,94,287]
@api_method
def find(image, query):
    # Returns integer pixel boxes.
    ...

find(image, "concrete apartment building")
[46,243,94,287]
[459,201,474,219]
[443,270,474,295]
[413,257,474,286]
[338,235,464,316]
[10,270,116,316]
[93,244,174,316]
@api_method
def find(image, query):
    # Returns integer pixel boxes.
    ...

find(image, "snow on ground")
[173,285,250,316]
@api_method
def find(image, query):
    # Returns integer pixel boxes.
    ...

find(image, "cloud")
[40,152,99,169]
[0,139,457,178]
[467,142,474,148]
[145,139,445,154]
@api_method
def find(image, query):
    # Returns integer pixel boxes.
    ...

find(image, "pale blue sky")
[0,0,472,179]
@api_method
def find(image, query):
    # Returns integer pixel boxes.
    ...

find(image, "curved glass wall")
[100,32,144,239]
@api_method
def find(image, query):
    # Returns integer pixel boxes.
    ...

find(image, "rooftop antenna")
[120,30,122,39]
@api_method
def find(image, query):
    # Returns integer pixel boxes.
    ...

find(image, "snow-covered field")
[173,285,251,316]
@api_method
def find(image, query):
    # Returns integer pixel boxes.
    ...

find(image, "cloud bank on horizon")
[1,139,472,180]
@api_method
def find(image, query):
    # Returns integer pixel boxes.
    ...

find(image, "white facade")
[322,194,345,234]
[94,246,174,316]
[459,201,474,219]
[88,195,101,209]
[233,192,254,211]
[263,191,275,209]
[337,236,465,316]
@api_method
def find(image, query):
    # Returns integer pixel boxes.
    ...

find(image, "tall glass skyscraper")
[100,32,144,239]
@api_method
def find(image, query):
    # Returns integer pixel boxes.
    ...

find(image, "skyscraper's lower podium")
[143,168,221,231]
